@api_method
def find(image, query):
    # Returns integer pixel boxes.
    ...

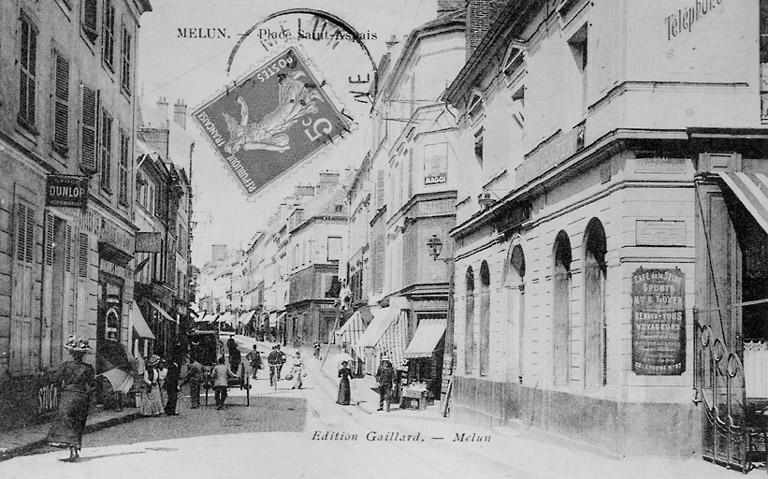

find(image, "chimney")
[466,0,506,59]
[157,96,169,127]
[437,0,463,16]
[294,185,315,198]
[173,99,187,129]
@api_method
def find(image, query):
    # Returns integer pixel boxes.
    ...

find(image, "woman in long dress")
[46,335,96,462]
[140,355,164,416]
[337,361,353,405]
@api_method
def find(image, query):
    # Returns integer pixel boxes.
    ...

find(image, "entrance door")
[97,272,123,373]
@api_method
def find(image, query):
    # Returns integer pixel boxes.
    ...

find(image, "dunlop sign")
[46,174,89,208]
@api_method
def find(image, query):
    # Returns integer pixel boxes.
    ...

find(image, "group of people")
[139,354,182,417]
[335,357,397,411]
[266,344,304,389]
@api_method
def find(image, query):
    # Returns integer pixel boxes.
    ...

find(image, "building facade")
[0,0,151,430]
[444,0,767,464]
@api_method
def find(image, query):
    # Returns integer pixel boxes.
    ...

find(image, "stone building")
[0,0,151,430]
[444,0,768,465]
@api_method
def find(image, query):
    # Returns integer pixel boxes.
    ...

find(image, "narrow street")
[0,344,746,479]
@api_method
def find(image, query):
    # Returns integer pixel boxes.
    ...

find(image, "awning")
[405,318,447,358]
[130,301,155,339]
[149,300,177,323]
[269,312,285,327]
[100,367,135,394]
[357,308,401,349]
[336,310,366,352]
[194,312,211,323]
[215,311,234,325]
[718,172,768,233]
[238,310,256,325]
[96,341,133,374]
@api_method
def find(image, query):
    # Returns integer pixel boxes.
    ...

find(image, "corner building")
[445,0,766,464]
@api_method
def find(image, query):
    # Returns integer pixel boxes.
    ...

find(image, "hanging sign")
[193,47,350,196]
[135,232,162,253]
[46,174,89,208]
[631,268,686,375]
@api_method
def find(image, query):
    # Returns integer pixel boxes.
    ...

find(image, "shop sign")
[135,232,162,253]
[631,268,686,375]
[635,220,687,246]
[633,157,687,175]
[46,174,89,208]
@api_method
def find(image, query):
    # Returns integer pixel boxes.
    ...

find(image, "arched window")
[465,267,475,375]
[553,231,572,386]
[583,218,607,388]
[505,245,526,382]
[479,261,491,376]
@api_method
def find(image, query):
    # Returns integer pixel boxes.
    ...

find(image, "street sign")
[45,174,89,208]
[193,47,349,196]
[135,232,162,253]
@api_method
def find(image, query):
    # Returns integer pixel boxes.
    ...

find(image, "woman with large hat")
[140,355,164,416]
[46,335,95,462]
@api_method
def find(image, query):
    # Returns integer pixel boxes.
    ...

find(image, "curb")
[0,411,143,462]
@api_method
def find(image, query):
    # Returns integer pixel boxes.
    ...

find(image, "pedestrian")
[46,335,95,462]
[210,356,236,410]
[141,355,164,416]
[163,357,181,416]
[290,352,304,389]
[375,358,397,412]
[156,359,168,407]
[227,337,241,374]
[313,341,321,359]
[337,360,353,406]
[181,354,205,409]
[267,345,281,387]
[245,345,261,379]
[276,344,286,379]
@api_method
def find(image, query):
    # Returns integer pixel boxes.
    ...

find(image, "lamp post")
[427,234,454,416]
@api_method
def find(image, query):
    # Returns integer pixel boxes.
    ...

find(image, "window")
[18,13,38,132]
[78,233,89,278]
[334,204,343,213]
[568,24,588,112]
[80,86,98,173]
[102,0,115,69]
[474,129,484,168]
[15,203,35,264]
[479,261,491,376]
[118,131,129,204]
[99,109,113,192]
[81,0,98,43]
[553,230,572,386]
[505,245,526,381]
[327,236,342,261]
[120,24,132,94]
[583,218,607,388]
[465,267,476,374]
[52,51,70,155]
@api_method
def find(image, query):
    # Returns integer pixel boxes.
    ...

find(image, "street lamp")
[426,234,454,417]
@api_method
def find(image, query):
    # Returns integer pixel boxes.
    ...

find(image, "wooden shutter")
[53,52,69,154]
[120,26,132,93]
[102,0,115,68]
[23,205,34,264]
[15,203,28,262]
[44,212,54,266]
[81,86,98,172]
[376,169,385,207]
[82,0,98,41]
[407,150,413,198]
[100,110,112,191]
[78,233,88,278]
[18,14,37,129]
[65,224,73,272]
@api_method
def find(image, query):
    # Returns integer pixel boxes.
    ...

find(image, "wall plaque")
[636,220,686,246]
[632,268,686,375]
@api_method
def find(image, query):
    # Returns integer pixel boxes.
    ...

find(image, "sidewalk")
[0,406,142,461]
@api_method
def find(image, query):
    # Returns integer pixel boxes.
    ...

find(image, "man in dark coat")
[181,355,205,408]
[163,358,181,416]
[276,344,287,379]
[375,359,397,411]
[267,345,281,387]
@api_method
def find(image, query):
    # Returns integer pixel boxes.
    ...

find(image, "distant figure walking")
[181,355,205,409]
[337,361,353,406]
[313,341,321,359]
[164,358,181,416]
[141,355,164,416]
[376,358,397,412]
[267,345,281,387]
[245,345,261,380]
[46,335,95,462]
[290,352,304,389]
[210,356,236,410]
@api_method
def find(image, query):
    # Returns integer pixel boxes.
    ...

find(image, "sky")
[137,0,440,265]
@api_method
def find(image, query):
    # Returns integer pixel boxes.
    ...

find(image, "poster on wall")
[631,268,686,375]
[424,143,447,185]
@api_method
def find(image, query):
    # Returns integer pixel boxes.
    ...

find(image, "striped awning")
[269,312,285,327]
[130,301,155,339]
[718,172,768,233]
[405,318,446,358]
[238,310,256,325]
[357,308,400,349]
[149,301,176,323]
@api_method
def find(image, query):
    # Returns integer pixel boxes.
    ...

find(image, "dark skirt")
[337,377,351,405]
[47,391,90,448]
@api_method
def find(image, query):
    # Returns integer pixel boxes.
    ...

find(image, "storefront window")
[583,218,607,388]
[479,261,491,376]
[553,231,572,386]
[465,267,475,375]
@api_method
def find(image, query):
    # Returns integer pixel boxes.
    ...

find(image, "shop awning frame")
[405,318,447,359]
[149,300,177,323]
[130,301,155,339]
[718,171,768,234]
[356,308,401,349]
[238,310,256,325]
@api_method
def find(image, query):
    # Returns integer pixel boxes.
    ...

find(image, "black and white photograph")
[0,0,764,477]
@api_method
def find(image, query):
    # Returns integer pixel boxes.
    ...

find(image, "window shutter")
[82,0,98,41]
[100,110,112,191]
[102,1,115,68]
[78,233,88,278]
[15,203,27,262]
[18,14,38,129]
[407,150,413,198]
[53,52,69,153]
[81,86,98,172]
[24,206,34,263]
[376,169,385,207]
[44,212,54,266]
[65,224,73,272]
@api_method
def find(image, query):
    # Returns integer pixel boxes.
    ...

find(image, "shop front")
[404,316,446,402]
